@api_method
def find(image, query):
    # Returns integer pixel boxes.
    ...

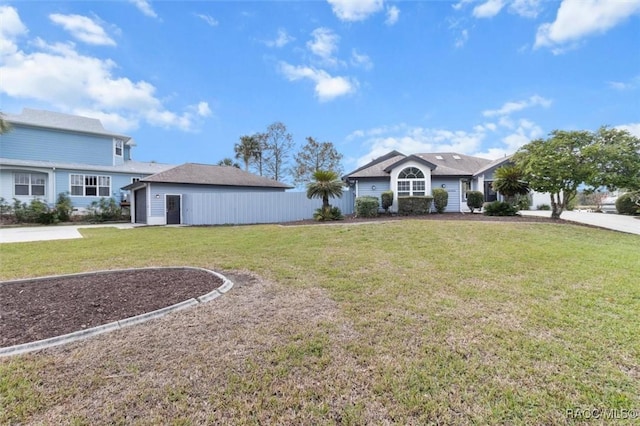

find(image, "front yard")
[1,220,639,424]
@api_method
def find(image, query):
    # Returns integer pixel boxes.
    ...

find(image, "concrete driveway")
[0,223,139,244]
[520,210,640,235]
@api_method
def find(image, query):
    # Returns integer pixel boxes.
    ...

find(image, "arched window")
[397,167,426,196]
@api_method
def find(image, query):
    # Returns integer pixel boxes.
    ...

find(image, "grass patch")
[1,220,639,424]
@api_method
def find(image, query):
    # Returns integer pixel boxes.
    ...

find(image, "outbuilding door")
[134,188,147,224]
[166,195,181,225]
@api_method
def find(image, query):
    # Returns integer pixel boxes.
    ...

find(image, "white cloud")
[455,29,469,48]
[607,75,640,91]
[307,28,340,66]
[196,13,218,27]
[194,101,212,117]
[0,5,27,56]
[129,0,159,19]
[348,124,488,166]
[452,0,474,11]
[279,62,356,102]
[473,0,505,18]
[350,49,373,70]
[327,0,384,22]
[385,5,400,25]
[0,8,207,132]
[535,0,640,51]
[482,95,552,117]
[509,0,542,18]
[501,118,544,151]
[265,28,295,48]
[49,14,115,46]
[616,123,640,138]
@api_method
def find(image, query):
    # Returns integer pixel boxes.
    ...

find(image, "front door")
[484,181,498,202]
[134,188,147,224]
[166,195,181,225]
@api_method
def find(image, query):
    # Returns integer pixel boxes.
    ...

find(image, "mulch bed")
[0,268,222,348]
[282,212,562,226]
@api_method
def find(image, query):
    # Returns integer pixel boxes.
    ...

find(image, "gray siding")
[1,126,114,166]
[141,184,353,225]
[357,179,390,200]
[432,178,461,212]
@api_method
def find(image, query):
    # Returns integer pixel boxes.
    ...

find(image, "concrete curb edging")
[0,267,233,357]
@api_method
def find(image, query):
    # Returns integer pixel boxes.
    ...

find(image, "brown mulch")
[282,212,562,226]
[0,268,222,348]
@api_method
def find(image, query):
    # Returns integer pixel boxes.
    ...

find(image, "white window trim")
[14,172,46,197]
[69,174,112,197]
[114,138,124,157]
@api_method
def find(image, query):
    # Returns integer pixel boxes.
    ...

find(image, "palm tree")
[217,158,241,168]
[306,170,344,215]
[492,165,530,204]
[234,135,260,171]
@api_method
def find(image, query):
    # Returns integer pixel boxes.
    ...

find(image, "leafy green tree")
[217,158,241,168]
[263,122,294,182]
[306,170,344,217]
[292,137,343,186]
[0,112,11,134]
[584,126,640,191]
[491,165,530,205]
[514,127,640,219]
[234,135,260,171]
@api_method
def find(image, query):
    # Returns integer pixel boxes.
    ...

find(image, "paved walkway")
[0,223,139,244]
[520,210,640,235]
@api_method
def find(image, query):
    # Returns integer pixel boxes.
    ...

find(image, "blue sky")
[1,0,639,179]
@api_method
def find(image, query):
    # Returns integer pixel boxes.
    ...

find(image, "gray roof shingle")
[4,108,130,139]
[344,151,494,179]
[135,163,293,189]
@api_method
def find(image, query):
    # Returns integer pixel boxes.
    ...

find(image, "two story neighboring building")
[0,108,173,212]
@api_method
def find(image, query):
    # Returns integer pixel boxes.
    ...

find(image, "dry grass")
[1,220,639,424]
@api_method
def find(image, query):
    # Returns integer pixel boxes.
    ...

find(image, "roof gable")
[343,150,406,179]
[383,154,437,172]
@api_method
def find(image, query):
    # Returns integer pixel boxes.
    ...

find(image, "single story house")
[343,150,516,213]
[122,163,293,225]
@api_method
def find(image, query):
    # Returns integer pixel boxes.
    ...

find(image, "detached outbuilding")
[122,163,293,225]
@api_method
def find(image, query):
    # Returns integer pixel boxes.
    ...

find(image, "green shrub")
[313,206,344,221]
[466,191,484,213]
[355,196,379,218]
[0,197,12,222]
[616,192,640,215]
[398,196,433,216]
[381,191,394,213]
[513,193,531,211]
[432,188,448,213]
[86,197,124,222]
[55,192,74,222]
[483,201,518,216]
[537,204,551,210]
[12,198,55,223]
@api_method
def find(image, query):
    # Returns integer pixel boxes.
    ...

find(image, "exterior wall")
[55,169,144,209]
[432,178,462,212]
[0,167,55,205]
[353,179,390,211]
[389,160,432,212]
[135,183,354,225]
[1,126,116,166]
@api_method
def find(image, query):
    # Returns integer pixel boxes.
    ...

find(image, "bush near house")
[355,196,379,218]
[466,191,484,213]
[398,196,433,216]
[432,188,448,213]
[616,192,640,215]
[537,204,551,211]
[86,198,126,223]
[513,193,532,211]
[381,190,394,214]
[483,201,518,216]
[313,206,344,221]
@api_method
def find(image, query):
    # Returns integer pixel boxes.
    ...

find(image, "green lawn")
[1,220,639,424]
